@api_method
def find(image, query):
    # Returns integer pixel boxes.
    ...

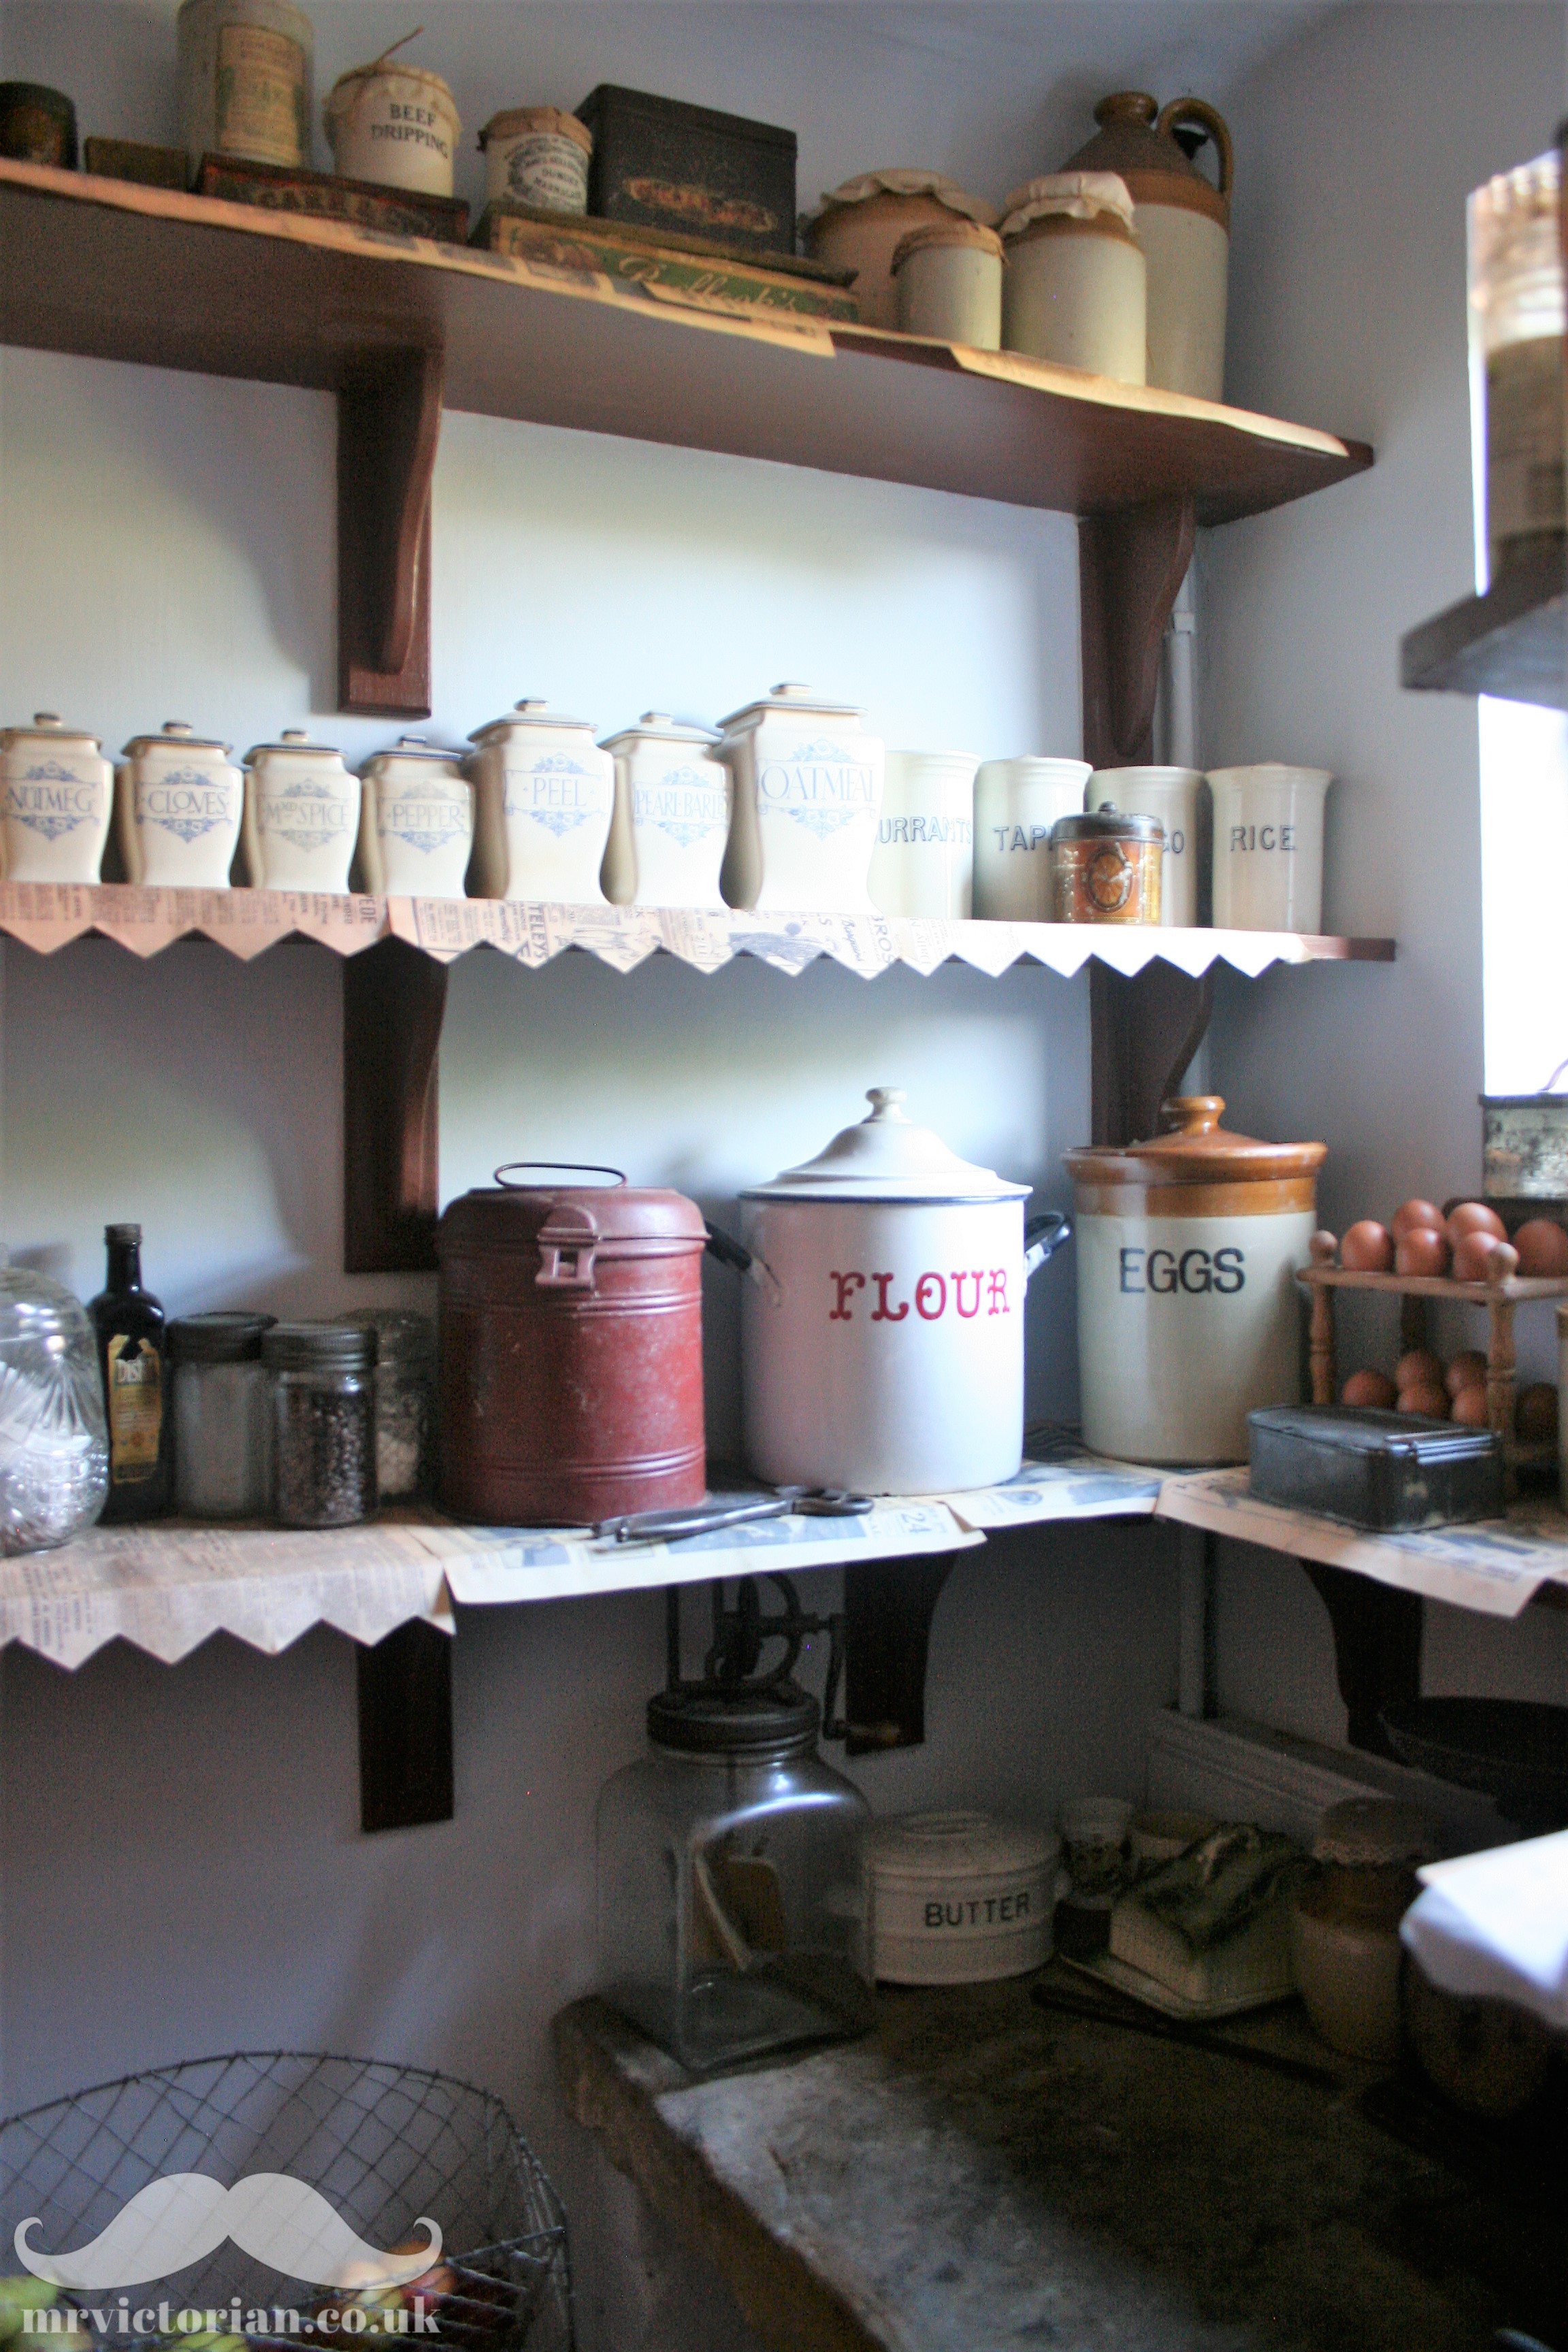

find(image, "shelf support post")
[1079,493,1196,770]
[357,1619,455,1833]
[1090,961,1213,1145]
[841,1555,956,1756]
[343,936,447,1273]
[338,345,443,718]
[1303,1561,1422,1758]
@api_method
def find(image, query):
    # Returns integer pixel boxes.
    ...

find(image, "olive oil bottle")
[90,1222,171,1522]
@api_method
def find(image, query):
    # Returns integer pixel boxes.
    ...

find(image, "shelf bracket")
[337,346,443,718]
[1090,960,1214,1145]
[343,936,447,1273]
[1303,1560,1422,1757]
[357,1618,455,1833]
[841,1554,956,1756]
[1079,494,1196,768]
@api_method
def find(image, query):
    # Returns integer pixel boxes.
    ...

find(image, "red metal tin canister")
[437,1172,707,1524]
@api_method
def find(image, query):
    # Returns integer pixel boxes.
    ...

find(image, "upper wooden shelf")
[0,159,1372,526]
[1400,536,1565,711]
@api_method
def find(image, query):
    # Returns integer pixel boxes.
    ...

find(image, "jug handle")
[704,1220,784,1306]
[1157,97,1233,197]
[1024,1210,1072,1279]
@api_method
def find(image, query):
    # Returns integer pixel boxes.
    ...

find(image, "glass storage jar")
[0,1252,108,1552]
[333,1308,434,1500]
[1469,150,1565,584]
[265,1322,378,1528]
[597,1672,873,2072]
[169,1311,275,1518]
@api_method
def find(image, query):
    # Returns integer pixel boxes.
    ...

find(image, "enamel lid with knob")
[741,1088,1029,1203]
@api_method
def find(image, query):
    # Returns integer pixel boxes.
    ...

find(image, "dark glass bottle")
[89,1222,171,1522]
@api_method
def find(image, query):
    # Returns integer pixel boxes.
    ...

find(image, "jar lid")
[1063,1095,1328,1188]
[326,53,459,127]
[812,169,998,228]
[169,1311,277,1364]
[600,711,721,752]
[741,1087,1029,1205]
[648,1680,820,1757]
[870,1809,1056,1882]
[263,1320,378,1371]
[467,698,596,745]
[331,1307,435,1360]
[891,218,1004,268]
[1313,1799,1440,1868]
[1000,172,1137,239]
[361,734,466,774]
[479,105,592,154]
[715,681,864,731]
[121,720,232,757]
[1051,806,1164,843]
[2,711,101,751]
[244,728,345,763]
[437,1181,708,1256]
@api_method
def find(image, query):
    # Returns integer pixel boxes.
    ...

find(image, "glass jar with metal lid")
[169,1311,276,1519]
[265,1321,378,1527]
[1050,804,1164,924]
[331,1307,434,1500]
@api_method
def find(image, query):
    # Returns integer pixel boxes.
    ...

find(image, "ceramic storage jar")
[804,172,998,331]
[1060,91,1232,401]
[177,0,313,177]
[241,729,359,892]
[1291,1799,1439,2065]
[479,105,592,213]
[870,1811,1058,1983]
[1208,764,1333,932]
[1472,154,1565,578]
[0,713,114,884]
[892,220,1004,348]
[117,722,243,889]
[973,756,1090,920]
[466,700,615,904]
[324,49,459,197]
[355,736,474,897]
[1064,1094,1326,1464]
[717,683,884,915]
[1089,766,1203,927]
[1001,174,1146,382]
[600,713,730,910]
[868,750,978,918]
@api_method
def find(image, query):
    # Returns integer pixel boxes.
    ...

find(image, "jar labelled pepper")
[1049,804,1163,923]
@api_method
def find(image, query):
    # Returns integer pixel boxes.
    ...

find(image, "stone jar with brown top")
[1060,91,1232,399]
[805,171,998,329]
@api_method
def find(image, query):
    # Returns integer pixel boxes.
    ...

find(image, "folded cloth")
[1134,1824,1303,1953]
[1401,1829,1568,2032]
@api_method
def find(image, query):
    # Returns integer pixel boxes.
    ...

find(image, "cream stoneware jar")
[242,729,359,893]
[871,1810,1058,1984]
[0,713,113,885]
[1001,174,1147,383]
[804,172,998,331]
[973,756,1091,920]
[892,220,1004,349]
[356,736,473,897]
[118,721,243,889]
[466,699,614,904]
[479,105,591,213]
[717,684,884,916]
[177,0,312,176]
[1209,764,1333,933]
[714,1086,1071,1494]
[600,713,730,911]
[1064,1096,1326,1465]
[868,750,979,919]
[1089,765,1204,928]
[325,54,459,196]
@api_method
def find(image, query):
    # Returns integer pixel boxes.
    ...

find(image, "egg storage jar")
[1470,151,1565,582]
[892,220,1003,349]
[1089,766,1203,927]
[466,700,615,904]
[1208,764,1333,932]
[177,0,312,176]
[1000,174,1146,383]
[600,713,730,910]
[1051,806,1163,925]
[973,757,1090,920]
[0,713,113,885]
[333,1307,434,1499]
[804,172,998,331]
[117,721,244,890]
[870,1811,1057,1984]
[480,105,591,214]
[868,751,978,918]
[355,736,473,897]
[265,1321,377,1527]
[717,684,883,915]
[169,1311,274,1519]
[242,729,359,892]
[325,45,459,198]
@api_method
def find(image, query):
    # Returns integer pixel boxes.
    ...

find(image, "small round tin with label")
[355,736,473,897]
[1089,765,1203,927]
[118,721,244,889]
[0,712,113,884]
[479,105,591,214]
[242,729,359,893]
[871,1810,1057,1983]
[0,82,78,169]
[1051,804,1163,924]
[177,0,313,175]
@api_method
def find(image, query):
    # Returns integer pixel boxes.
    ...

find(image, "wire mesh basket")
[0,2054,572,2352]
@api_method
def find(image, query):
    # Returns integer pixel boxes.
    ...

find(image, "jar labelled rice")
[480,105,592,214]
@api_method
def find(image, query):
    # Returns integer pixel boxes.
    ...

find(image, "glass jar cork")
[1049,804,1164,923]
[265,1322,378,1528]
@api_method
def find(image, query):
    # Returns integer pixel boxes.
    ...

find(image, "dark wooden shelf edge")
[1401,538,1567,710]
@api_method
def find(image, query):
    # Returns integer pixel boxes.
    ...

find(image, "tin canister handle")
[536,1203,600,1290]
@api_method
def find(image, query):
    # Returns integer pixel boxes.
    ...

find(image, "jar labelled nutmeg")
[1050,804,1162,924]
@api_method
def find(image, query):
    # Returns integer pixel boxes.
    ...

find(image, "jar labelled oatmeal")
[1050,805,1163,924]
[265,1322,378,1528]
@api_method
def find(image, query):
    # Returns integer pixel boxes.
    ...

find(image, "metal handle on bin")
[536,1203,600,1290]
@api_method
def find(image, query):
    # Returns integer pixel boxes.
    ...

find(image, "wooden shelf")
[1400,536,1566,710]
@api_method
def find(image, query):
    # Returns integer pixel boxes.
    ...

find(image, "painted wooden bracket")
[842,1554,956,1755]
[1090,961,1215,1146]
[1079,493,1196,769]
[1302,1560,1423,1757]
[343,935,446,1273]
[357,1618,455,1832]
[338,345,443,718]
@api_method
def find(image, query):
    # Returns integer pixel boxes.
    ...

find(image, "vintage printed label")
[826,1267,1013,1323]
[634,766,727,847]
[879,813,973,848]
[1226,822,1295,855]
[501,133,589,212]
[106,1335,163,1480]
[368,95,453,171]
[216,24,306,167]
[3,764,101,842]
[258,777,353,853]
[503,755,603,837]
[137,770,238,843]
[758,738,877,840]
[622,177,777,240]
[380,789,469,851]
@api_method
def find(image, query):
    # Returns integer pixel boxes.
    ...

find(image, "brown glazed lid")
[1060,92,1232,227]
[1063,1096,1326,1188]
[438,1169,706,1256]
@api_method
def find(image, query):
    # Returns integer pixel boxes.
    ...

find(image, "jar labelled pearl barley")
[892,219,1003,350]
[480,105,591,214]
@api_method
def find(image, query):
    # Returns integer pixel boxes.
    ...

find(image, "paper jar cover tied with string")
[356,736,473,896]
[118,721,244,889]
[242,730,359,892]
[717,683,884,915]
[0,713,113,885]
[325,37,460,197]
[804,169,997,330]
[466,699,615,905]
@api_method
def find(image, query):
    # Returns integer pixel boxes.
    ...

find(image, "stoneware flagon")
[717,683,884,915]
[355,736,474,897]
[117,721,244,889]
[241,729,360,892]
[600,712,730,910]
[466,699,615,904]
[0,712,113,885]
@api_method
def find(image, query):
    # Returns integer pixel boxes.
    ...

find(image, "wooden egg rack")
[1297,1233,1568,1500]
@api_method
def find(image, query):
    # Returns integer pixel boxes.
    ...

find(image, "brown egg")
[1446,1350,1488,1398]
[1446,1200,1508,1249]
[1392,1198,1446,1238]
[1512,1219,1568,1278]
[1395,1227,1450,1277]
[1341,1369,1398,1409]
[1452,1230,1504,1284]
[1516,1384,1559,1442]
[1395,1348,1444,1391]
[1340,1220,1395,1272]
[1450,1384,1491,1427]
[1397,1383,1450,1418]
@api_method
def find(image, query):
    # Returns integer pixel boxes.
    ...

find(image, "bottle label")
[106,1335,163,1482]
[216,24,306,167]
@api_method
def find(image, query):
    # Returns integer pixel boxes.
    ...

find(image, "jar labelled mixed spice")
[333,1307,434,1499]
[265,1322,378,1527]
[1050,805,1164,923]
[169,1311,276,1518]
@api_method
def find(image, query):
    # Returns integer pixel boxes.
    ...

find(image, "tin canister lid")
[892,218,1004,269]
[742,1087,1029,1205]
[437,1175,707,1258]
[871,1808,1056,1883]
[122,719,232,757]
[479,105,592,154]
[2,710,101,751]
[716,681,864,732]
[263,1319,378,1371]
[648,1679,820,1757]
[169,1311,276,1364]
[360,734,466,774]
[331,1306,436,1362]
[1051,805,1164,843]
[467,698,597,744]
[244,728,346,764]
[600,710,720,753]
[1064,1095,1328,1188]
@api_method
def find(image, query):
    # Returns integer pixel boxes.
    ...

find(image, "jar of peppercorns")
[265,1322,378,1528]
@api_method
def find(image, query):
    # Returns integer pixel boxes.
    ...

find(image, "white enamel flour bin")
[872,1810,1058,1984]
[118,721,243,889]
[466,700,615,904]
[717,683,883,915]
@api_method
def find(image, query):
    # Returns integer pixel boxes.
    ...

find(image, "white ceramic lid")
[600,710,720,753]
[741,1088,1029,1203]
[244,728,345,764]
[717,681,864,732]
[122,720,231,757]
[362,734,466,772]
[3,710,101,750]
[871,1809,1056,1882]
[468,697,596,745]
